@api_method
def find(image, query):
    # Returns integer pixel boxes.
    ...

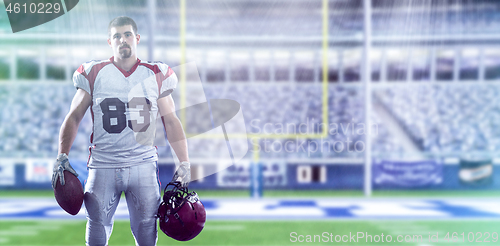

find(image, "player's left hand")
[172,161,190,187]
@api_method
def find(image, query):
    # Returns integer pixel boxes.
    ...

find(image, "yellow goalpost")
[178,0,331,197]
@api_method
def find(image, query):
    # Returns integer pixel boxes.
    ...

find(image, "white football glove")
[172,161,191,188]
[51,153,78,189]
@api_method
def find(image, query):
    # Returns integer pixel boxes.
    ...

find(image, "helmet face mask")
[157,182,206,241]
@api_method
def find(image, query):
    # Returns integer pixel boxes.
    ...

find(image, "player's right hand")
[51,153,79,189]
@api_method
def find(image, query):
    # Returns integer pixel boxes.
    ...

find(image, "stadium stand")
[0,82,406,160]
[377,84,500,154]
[0,84,92,159]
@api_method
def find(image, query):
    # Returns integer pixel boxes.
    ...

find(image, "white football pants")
[84,162,161,246]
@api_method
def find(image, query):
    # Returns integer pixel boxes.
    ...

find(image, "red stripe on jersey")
[77,60,109,145]
[76,64,86,76]
[90,101,94,144]
[77,60,112,97]
[110,56,141,77]
[87,146,93,168]
[139,63,174,95]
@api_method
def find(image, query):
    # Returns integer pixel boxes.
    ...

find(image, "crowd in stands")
[0,83,404,160]
[0,84,91,159]
[377,84,500,155]
[2,81,500,160]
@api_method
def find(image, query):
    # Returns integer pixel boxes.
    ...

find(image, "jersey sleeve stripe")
[78,61,112,97]
[155,67,174,94]
[139,63,175,95]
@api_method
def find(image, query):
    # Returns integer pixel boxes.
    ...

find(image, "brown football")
[53,170,84,215]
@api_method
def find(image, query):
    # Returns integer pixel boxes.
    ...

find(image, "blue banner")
[373,159,443,187]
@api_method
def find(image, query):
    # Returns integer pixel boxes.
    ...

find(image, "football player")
[52,16,191,246]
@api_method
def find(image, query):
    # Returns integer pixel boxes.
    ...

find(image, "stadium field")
[1,219,500,246]
[2,190,500,246]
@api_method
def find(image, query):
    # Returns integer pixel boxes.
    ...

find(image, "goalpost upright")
[176,0,346,198]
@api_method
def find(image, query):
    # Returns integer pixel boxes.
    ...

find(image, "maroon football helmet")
[157,182,206,241]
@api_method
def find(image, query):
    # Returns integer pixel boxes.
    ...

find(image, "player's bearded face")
[119,43,132,58]
[108,25,139,59]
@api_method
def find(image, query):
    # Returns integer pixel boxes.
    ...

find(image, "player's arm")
[59,88,92,155]
[52,88,92,188]
[158,94,191,187]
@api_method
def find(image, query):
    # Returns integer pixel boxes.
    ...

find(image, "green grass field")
[2,190,500,246]
[2,220,500,246]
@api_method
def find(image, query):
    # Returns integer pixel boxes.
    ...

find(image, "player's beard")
[119,45,132,58]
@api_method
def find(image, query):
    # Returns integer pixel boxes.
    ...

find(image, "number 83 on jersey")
[99,97,152,134]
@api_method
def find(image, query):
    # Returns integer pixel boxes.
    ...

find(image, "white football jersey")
[74,57,177,168]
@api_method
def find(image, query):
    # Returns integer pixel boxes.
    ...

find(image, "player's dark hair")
[108,16,138,36]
